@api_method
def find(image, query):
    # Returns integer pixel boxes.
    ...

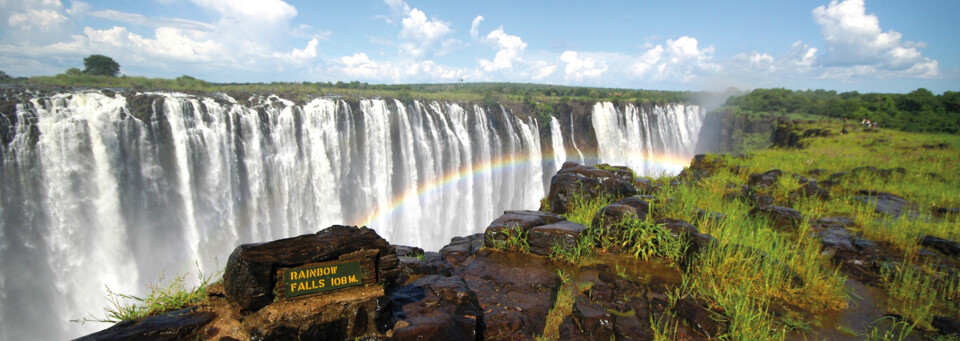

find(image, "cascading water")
[591,102,704,175]
[549,116,567,175]
[0,90,705,339]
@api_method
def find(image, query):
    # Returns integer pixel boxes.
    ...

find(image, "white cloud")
[531,61,556,80]
[812,0,937,78]
[560,51,607,81]
[627,36,719,83]
[87,9,214,31]
[337,52,471,83]
[470,15,483,39]
[478,26,526,71]
[274,38,318,63]
[398,8,452,58]
[8,9,67,31]
[190,0,296,24]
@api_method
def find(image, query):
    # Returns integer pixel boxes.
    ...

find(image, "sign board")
[277,256,377,299]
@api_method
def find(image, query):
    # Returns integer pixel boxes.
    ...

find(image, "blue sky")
[1,0,957,93]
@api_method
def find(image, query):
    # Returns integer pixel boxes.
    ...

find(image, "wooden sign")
[277,254,377,299]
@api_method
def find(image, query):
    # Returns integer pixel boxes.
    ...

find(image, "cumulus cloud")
[478,26,526,71]
[628,36,719,82]
[470,15,483,39]
[8,9,67,31]
[338,52,471,83]
[381,0,455,59]
[560,51,607,81]
[812,0,937,78]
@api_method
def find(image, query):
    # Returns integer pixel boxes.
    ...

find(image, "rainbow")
[351,150,694,228]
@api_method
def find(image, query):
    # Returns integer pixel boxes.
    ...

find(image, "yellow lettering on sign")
[349,274,358,283]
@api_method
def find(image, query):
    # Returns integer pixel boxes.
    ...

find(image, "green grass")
[73,263,219,324]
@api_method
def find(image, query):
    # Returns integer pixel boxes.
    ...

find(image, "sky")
[1,0,958,93]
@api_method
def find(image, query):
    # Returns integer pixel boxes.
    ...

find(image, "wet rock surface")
[458,249,561,340]
[390,275,482,340]
[527,220,586,256]
[853,190,919,219]
[75,307,214,341]
[546,162,637,214]
[749,205,803,230]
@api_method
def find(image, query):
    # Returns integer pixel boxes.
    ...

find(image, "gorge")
[0,88,707,339]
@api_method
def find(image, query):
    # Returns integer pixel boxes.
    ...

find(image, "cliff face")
[694,108,779,153]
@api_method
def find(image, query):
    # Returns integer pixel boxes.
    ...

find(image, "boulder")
[458,249,560,340]
[933,316,960,337]
[817,227,855,253]
[569,296,615,340]
[440,233,484,268]
[546,163,637,215]
[854,190,919,219]
[223,225,398,312]
[591,203,642,246]
[527,220,586,256]
[812,216,856,229]
[676,297,726,339]
[920,235,960,257]
[790,181,831,201]
[749,206,803,231]
[483,211,553,248]
[748,169,783,188]
[74,307,214,341]
[390,275,482,340]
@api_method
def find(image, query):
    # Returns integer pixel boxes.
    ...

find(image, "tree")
[83,54,120,76]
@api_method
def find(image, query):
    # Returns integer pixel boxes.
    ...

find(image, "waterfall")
[0,90,705,339]
[549,116,567,175]
[591,102,705,176]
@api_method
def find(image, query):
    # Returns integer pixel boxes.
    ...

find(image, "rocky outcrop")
[390,275,482,340]
[749,205,803,230]
[223,225,398,312]
[458,249,561,340]
[74,307,214,341]
[545,162,637,214]
[853,190,919,219]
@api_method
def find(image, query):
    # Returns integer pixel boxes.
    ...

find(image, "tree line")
[723,88,960,134]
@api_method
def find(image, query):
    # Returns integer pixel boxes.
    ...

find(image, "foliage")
[490,224,530,253]
[83,54,121,77]
[72,263,219,324]
[723,88,960,134]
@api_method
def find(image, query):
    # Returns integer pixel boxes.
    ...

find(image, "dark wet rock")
[852,238,878,251]
[818,179,838,188]
[244,288,390,340]
[851,166,879,175]
[614,197,652,217]
[458,249,560,340]
[817,227,855,253]
[655,218,716,266]
[440,233,484,268]
[394,245,424,258]
[593,203,642,229]
[808,168,827,176]
[483,211,563,247]
[748,169,783,188]
[676,297,726,338]
[75,307,214,341]
[828,172,848,182]
[920,235,960,257]
[933,316,960,337]
[749,205,803,231]
[812,216,856,229]
[790,181,831,201]
[679,154,727,181]
[572,296,616,340]
[634,178,655,194]
[738,185,776,207]
[395,252,453,285]
[390,275,481,341]
[546,163,637,215]
[528,220,586,256]
[694,208,726,224]
[596,163,636,181]
[854,190,919,219]
[223,225,398,312]
[933,207,960,218]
